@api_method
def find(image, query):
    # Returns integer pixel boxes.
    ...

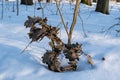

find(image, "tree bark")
[81,0,92,6]
[68,0,80,44]
[46,0,51,3]
[93,0,96,2]
[116,0,120,2]
[95,0,109,14]
[21,0,33,5]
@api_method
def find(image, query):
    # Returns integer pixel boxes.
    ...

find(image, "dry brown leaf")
[86,54,94,66]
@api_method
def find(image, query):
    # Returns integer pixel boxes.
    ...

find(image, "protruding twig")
[20,41,32,54]
[55,0,69,36]
[81,51,94,67]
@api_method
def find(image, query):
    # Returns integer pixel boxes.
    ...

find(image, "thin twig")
[78,9,87,37]
[55,0,69,36]
[57,21,62,28]
[99,17,120,36]
[38,1,47,18]
[104,22,120,35]
[20,41,33,54]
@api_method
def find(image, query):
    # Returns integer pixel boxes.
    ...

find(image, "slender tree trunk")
[81,0,92,6]
[46,0,51,3]
[12,1,15,12]
[16,0,19,16]
[116,0,120,2]
[95,0,109,14]
[1,0,4,19]
[68,0,80,44]
[93,0,96,2]
[21,0,33,5]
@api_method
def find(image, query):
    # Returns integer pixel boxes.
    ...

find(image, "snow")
[0,2,120,80]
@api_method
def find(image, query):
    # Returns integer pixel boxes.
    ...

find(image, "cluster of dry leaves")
[24,16,93,72]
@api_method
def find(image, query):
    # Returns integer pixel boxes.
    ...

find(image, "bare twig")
[105,22,120,35]
[34,1,36,17]
[78,9,87,37]
[38,1,47,18]
[20,41,33,54]
[55,0,69,36]
[57,21,62,27]
[103,17,120,36]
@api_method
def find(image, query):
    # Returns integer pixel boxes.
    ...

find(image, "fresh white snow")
[0,2,120,80]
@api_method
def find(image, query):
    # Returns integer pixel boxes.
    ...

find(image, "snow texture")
[0,1,120,80]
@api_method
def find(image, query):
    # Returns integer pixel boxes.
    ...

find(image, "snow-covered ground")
[0,2,120,80]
